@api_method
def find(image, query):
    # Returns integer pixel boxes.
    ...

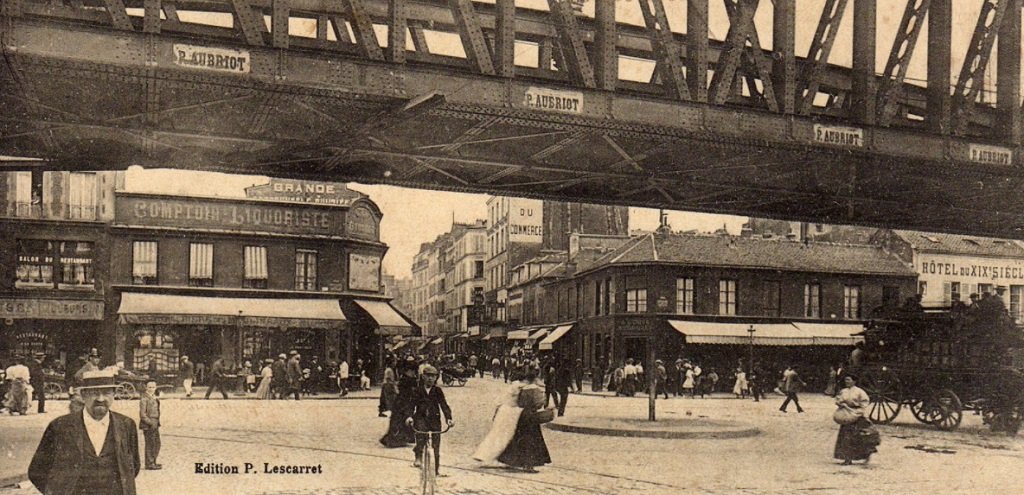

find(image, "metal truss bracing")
[797,0,849,115]
[876,0,932,126]
[4,0,1024,240]
[952,0,1008,135]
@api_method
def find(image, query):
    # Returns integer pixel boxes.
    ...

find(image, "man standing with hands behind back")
[140,381,162,470]
[29,369,141,494]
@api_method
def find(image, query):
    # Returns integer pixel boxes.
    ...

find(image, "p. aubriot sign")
[173,44,250,73]
[521,87,584,114]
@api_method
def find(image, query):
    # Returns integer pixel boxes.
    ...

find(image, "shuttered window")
[1011,286,1023,323]
[132,241,158,285]
[188,243,214,287]
[244,246,268,288]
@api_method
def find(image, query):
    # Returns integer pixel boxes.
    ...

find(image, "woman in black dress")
[498,369,551,472]
[380,356,418,447]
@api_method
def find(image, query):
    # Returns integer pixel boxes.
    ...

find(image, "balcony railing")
[4,202,98,221]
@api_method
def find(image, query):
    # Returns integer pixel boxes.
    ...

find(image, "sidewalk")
[157,386,380,400]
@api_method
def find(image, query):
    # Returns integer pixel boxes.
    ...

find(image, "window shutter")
[943,282,952,306]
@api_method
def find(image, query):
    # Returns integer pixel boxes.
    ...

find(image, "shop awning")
[527,328,550,343]
[117,293,346,328]
[668,321,864,346]
[429,337,444,345]
[354,300,414,336]
[468,325,481,336]
[507,330,530,340]
[482,334,491,341]
[790,323,866,346]
[389,340,408,352]
[451,332,469,339]
[539,324,573,350]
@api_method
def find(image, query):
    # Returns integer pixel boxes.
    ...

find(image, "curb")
[544,420,760,440]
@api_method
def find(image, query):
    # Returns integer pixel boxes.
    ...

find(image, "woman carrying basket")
[833,374,880,465]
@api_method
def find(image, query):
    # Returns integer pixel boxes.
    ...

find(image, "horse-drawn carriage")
[858,308,1024,434]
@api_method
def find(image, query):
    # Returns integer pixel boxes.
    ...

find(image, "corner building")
[107,188,413,374]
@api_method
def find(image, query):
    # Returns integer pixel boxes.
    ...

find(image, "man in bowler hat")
[29,369,141,494]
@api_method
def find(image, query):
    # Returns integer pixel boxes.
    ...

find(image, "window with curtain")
[188,243,214,287]
[16,240,55,288]
[68,172,97,220]
[626,288,647,313]
[804,283,821,318]
[132,241,158,285]
[719,279,737,315]
[13,172,32,217]
[675,277,694,314]
[844,285,861,319]
[244,246,268,289]
[295,249,318,291]
[58,241,94,288]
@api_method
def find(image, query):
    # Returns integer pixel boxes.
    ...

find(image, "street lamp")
[747,325,756,375]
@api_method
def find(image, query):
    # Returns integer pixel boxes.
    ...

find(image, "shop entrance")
[622,337,649,364]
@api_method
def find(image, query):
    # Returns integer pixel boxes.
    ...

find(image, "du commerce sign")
[509,198,543,243]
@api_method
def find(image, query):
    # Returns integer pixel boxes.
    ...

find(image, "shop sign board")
[813,124,864,148]
[346,205,380,241]
[919,254,1024,282]
[173,44,250,73]
[967,144,1013,166]
[508,198,543,243]
[245,178,362,206]
[349,254,382,291]
[1,299,104,320]
[116,195,346,236]
[521,87,584,114]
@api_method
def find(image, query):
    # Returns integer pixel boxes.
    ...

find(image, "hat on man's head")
[78,369,118,391]
[279,353,287,359]
[264,358,274,364]
[289,350,298,356]
[33,352,46,358]
[89,348,101,358]
[421,365,439,376]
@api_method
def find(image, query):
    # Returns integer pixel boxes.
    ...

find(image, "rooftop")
[890,230,1024,257]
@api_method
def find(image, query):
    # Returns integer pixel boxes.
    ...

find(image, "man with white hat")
[29,368,141,494]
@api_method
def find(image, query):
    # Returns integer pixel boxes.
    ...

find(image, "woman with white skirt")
[472,380,524,465]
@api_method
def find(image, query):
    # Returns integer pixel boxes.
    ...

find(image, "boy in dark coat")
[404,365,454,476]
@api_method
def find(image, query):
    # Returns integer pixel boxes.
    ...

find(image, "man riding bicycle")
[405,365,454,477]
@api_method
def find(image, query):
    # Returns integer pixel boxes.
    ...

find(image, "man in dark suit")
[29,368,141,495]
[28,352,46,413]
[404,365,454,476]
[139,381,162,470]
[286,351,302,401]
[204,357,229,400]
[271,353,287,399]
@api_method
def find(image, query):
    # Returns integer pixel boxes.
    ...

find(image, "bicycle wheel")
[421,446,435,495]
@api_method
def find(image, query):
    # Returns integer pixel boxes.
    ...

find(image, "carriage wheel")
[115,382,136,400]
[910,399,933,424]
[928,389,963,431]
[43,382,64,400]
[861,371,902,424]
[441,374,453,386]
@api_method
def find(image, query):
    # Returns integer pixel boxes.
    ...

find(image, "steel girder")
[877,0,932,126]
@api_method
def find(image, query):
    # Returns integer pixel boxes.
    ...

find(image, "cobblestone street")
[3,376,1023,494]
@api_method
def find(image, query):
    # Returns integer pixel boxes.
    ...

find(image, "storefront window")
[16,240,94,289]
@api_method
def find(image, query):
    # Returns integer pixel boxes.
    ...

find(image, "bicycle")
[410,422,452,495]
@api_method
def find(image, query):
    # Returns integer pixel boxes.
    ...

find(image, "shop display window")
[16,239,94,289]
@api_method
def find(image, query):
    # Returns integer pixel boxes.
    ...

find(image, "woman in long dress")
[380,357,418,448]
[497,370,551,472]
[472,379,524,465]
[733,367,748,398]
[834,374,877,465]
[682,367,695,397]
[255,359,274,400]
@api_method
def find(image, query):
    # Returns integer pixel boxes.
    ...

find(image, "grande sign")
[0,299,104,320]
[244,179,363,206]
[115,195,347,237]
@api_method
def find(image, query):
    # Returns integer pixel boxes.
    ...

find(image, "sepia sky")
[123,167,747,278]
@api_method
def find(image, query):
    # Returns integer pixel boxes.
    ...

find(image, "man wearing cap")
[272,353,287,399]
[29,352,46,414]
[404,365,453,476]
[139,381,162,470]
[29,369,141,495]
[287,351,302,400]
[180,356,195,398]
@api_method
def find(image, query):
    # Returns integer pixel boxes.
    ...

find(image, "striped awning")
[668,321,864,346]
[539,324,573,350]
[117,293,345,328]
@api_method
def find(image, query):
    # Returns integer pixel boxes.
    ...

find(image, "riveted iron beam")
[102,0,134,31]
[711,0,777,112]
[546,0,595,88]
[773,0,796,114]
[638,0,689,101]
[877,0,931,126]
[347,0,385,60]
[952,0,1007,135]
[494,0,515,77]
[388,0,408,63]
[272,0,289,49]
[687,0,708,102]
[997,0,1021,142]
[927,0,951,134]
[594,0,616,91]
[143,0,161,33]
[448,0,494,75]
[797,0,848,115]
[410,25,428,52]
[851,0,876,125]
[330,16,352,43]
[231,0,267,46]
